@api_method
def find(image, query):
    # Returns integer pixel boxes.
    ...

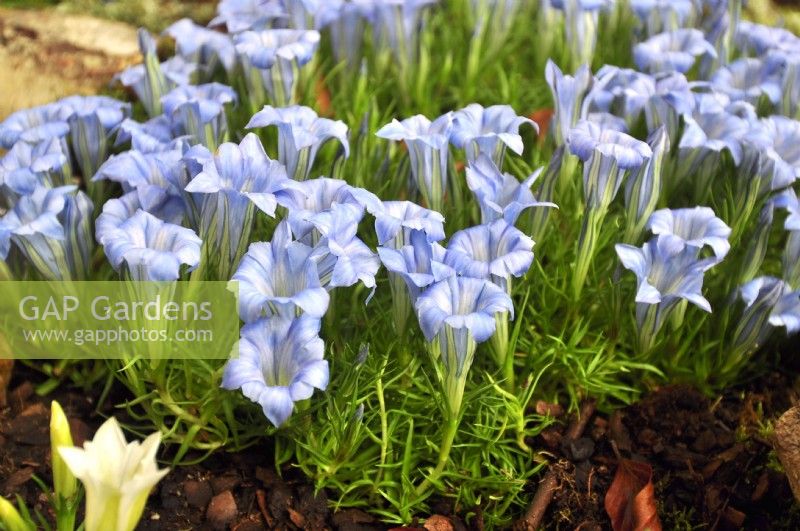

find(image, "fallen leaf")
[774,405,800,502]
[604,458,662,531]
[528,108,554,144]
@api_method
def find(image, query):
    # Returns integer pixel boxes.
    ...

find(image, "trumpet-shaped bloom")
[210,0,287,33]
[549,0,614,66]
[545,60,593,146]
[57,417,169,531]
[770,290,800,334]
[735,21,800,56]
[372,0,437,64]
[233,221,329,321]
[246,105,350,180]
[378,229,454,302]
[0,138,70,205]
[629,0,694,36]
[234,29,321,106]
[221,315,328,427]
[369,200,445,248]
[116,117,183,153]
[161,83,237,149]
[185,133,301,277]
[102,210,201,281]
[647,206,731,260]
[376,113,453,212]
[644,72,694,136]
[710,58,782,106]
[586,66,656,126]
[679,110,749,166]
[95,189,186,246]
[0,103,68,149]
[624,127,668,238]
[752,117,800,191]
[616,235,712,312]
[317,0,375,67]
[449,104,536,166]
[416,276,513,365]
[445,219,534,292]
[115,30,197,117]
[164,19,237,76]
[0,186,93,280]
[568,120,652,209]
[734,276,793,354]
[308,202,380,289]
[466,154,556,225]
[633,29,717,74]
[281,177,367,244]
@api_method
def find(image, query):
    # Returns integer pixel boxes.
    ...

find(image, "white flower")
[58,417,169,531]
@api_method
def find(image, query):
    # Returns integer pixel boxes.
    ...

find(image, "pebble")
[207,491,238,530]
[184,479,213,509]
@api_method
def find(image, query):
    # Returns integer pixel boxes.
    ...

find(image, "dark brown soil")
[3,363,800,530]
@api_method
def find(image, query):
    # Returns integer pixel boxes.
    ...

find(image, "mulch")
[2,364,800,530]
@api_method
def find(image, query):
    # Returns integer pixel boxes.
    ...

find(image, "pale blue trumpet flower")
[678,110,749,190]
[161,83,237,149]
[116,117,185,153]
[0,186,93,280]
[115,30,197,118]
[646,206,731,262]
[774,188,800,289]
[696,0,741,69]
[465,154,557,226]
[449,104,536,167]
[585,66,656,128]
[764,49,800,120]
[414,276,512,484]
[232,220,329,322]
[378,228,453,336]
[735,21,800,57]
[317,0,376,68]
[246,105,350,181]
[568,120,651,298]
[234,29,321,107]
[633,29,717,74]
[586,112,628,132]
[710,58,782,107]
[629,0,694,37]
[165,19,237,79]
[368,200,445,249]
[544,60,593,146]
[769,290,800,335]
[210,0,287,33]
[623,127,668,244]
[643,72,694,140]
[549,0,614,67]
[95,190,185,246]
[752,117,800,192]
[0,138,70,207]
[376,113,453,212]
[307,202,381,290]
[221,315,328,428]
[731,276,792,362]
[184,133,302,278]
[616,234,715,352]
[101,209,201,281]
[0,103,69,149]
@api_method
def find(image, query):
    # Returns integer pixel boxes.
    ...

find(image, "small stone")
[207,491,237,530]
[184,479,213,509]
[423,515,454,531]
[535,401,564,417]
[288,508,306,528]
[150,513,160,521]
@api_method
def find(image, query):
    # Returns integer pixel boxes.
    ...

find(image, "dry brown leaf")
[604,458,662,531]
[528,108,554,144]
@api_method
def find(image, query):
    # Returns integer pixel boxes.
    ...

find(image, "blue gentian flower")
[623,127,669,243]
[415,276,512,414]
[0,139,70,205]
[95,190,185,245]
[307,202,381,290]
[116,117,184,153]
[775,188,800,232]
[232,220,329,322]
[376,113,453,212]
[317,0,375,67]
[679,110,749,166]
[366,200,446,248]
[57,95,131,179]
[161,83,237,149]
[280,177,367,244]
[164,19,237,78]
[210,0,287,33]
[567,120,652,209]
[644,72,694,138]
[549,0,614,66]
[710,58,782,106]
[93,150,188,212]
[445,219,535,293]
[185,133,301,278]
[0,103,68,149]
[735,21,800,57]
[234,29,321,107]
[586,112,628,132]
[246,105,350,181]
[629,0,694,36]
[466,154,557,226]
[646,206,731,260]
[585,66,656,127]
[221,315,328,428]
[102,209,200,281]
[633,29,717,74]
[752,117,800,191]
[544,60,593,146]
[769,290,800,334]
[0,186,93,280]
[372,0,437,65]
[115,30,197,117]
[733,276,793,357]
[449,103,536,166]
[616,235,714,349]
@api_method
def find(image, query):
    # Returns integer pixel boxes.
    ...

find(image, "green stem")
[414,415,459,498]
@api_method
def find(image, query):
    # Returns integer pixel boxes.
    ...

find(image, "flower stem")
[414,414,459,498]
